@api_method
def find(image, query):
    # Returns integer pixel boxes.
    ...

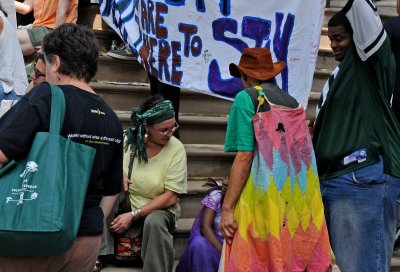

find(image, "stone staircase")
[77,1,400,270]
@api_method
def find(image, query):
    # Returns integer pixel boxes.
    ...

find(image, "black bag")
[114,217,144,263]
[114,143,144,264]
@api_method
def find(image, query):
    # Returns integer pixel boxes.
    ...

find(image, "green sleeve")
[224,90,255,152]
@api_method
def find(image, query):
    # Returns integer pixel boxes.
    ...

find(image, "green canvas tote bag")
[0,84,96,256]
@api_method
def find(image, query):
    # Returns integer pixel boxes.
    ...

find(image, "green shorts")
[27,26,53,47]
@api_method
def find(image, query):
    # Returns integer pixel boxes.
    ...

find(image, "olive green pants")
[142,209,176,272]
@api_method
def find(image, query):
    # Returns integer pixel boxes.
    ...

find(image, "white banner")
[99,0,324,107]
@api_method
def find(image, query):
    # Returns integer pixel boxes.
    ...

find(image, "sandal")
[93,258,103,272]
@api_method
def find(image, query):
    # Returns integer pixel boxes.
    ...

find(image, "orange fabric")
[32,0,78,29]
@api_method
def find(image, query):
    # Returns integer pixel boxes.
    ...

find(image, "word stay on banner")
[99,0,324,107]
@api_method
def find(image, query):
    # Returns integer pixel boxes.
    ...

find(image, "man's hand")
[109,212,133,234]
[219,151,253,244]
[219,208,237,244]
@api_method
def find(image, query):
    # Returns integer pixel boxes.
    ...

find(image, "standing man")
[0,24,123,272]
[14,0,78,56]
[384,0,400,123]
[313,0,400,271]
[219,48,331,271]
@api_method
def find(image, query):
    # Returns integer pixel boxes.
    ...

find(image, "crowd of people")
[0,0,400,271]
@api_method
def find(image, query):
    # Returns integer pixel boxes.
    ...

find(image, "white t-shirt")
[0,11,28,96]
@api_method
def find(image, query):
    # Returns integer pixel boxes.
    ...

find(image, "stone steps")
[95,56,149,83]
[91,81,233,116]
[116,111,228,145]
[185,144,234,178]
[94,81,320,121]
[79,3,400,270]
[114,89,320,144]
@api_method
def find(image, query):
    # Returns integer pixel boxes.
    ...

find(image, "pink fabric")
[221,102,331,271]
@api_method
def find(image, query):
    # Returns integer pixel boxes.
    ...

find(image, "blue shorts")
[0,81,21,116]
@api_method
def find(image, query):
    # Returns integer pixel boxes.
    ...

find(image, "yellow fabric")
[124,136,187,217]
[32,0,78,29]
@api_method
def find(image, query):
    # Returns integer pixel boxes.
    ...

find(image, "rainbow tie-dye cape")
[220,96,331,271]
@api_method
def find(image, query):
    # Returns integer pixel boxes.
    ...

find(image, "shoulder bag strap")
[48,83,66,135]
[127,143,136,180]
[245,86,270,113]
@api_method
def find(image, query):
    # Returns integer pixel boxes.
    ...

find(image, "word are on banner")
[99,0,324,107]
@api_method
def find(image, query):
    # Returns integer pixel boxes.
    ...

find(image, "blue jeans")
[320,158,400,272]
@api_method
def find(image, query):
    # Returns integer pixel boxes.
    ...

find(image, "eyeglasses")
[152,122,179,136]
[34,67,45,78]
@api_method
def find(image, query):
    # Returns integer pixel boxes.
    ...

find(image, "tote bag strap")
[48,84,66,135]
[245,86,270,114]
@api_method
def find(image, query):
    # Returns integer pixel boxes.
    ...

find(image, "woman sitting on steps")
[105,94,188,272]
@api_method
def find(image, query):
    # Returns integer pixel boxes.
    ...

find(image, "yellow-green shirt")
[124,136,187,218]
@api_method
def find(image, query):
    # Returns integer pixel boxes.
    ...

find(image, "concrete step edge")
[91,81,232,100]
[314,68,333,77]
[184,178,228,195]
[174,217,195,235]
[91,81,150,92]
[115,111,228,125]
[93,69,331,93]
[325,3,396,18]
[185,144,234,158]
[99,54,138,63]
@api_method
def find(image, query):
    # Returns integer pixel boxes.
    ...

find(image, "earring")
[144,132,149,143]
[57,72,61,81]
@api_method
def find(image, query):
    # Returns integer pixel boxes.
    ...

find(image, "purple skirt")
[176,208,222,272]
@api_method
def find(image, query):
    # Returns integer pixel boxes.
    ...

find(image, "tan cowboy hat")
[229,48,286,81]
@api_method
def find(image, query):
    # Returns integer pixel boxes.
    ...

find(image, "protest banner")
[100,0,325,107]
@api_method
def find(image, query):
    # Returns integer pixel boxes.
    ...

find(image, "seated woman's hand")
[109,212,133,234]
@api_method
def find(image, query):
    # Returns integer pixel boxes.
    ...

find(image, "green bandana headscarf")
[124,100,175,163]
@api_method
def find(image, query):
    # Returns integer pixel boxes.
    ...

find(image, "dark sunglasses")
[34,67,45,78]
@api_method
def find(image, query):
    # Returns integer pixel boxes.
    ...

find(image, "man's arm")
[344,0,384,61]
[14,0,33,15]
[0,150,9,168]
[55,0,71,27]
[219,151,253,244]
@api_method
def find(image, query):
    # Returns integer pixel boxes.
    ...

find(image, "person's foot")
[105,44,136,61]
[93,258,102,272]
